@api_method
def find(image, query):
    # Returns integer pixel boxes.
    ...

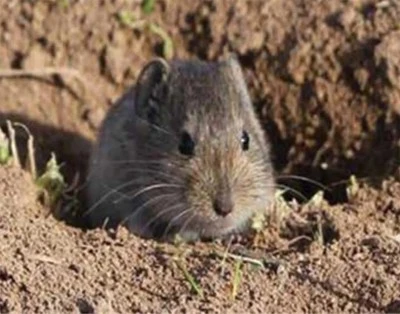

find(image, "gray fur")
[85,57,275,241]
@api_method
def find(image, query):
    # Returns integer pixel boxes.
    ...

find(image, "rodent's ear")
[224,54,254,108]
[135,58,170,119]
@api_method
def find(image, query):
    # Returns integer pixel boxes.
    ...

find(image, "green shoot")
[0,128,10,165]
[116,6,173,59]
[251,211,266,233]
[58,0,70,9]
[174,258,204,298]
[346,175,359,200]
[36,153,66,207]
[117,10,138,27]
[307,190,324,207]
[142,0,156,14]
[148,23,174,59]
[231,258,243,300]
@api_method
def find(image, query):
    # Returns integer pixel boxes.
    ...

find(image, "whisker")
[83,178,146,216]
[93,159,178,166]
[327,175,379,188]
[274,183,309,202]
[139,202,186,236]
[124,167,185,183]
[120,192,177,226]
[163,208,194,238]
[277,174,331,192]
[176,212,197,238]
[114,183,183,204]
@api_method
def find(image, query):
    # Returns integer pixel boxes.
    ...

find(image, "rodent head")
[129,56,275,240]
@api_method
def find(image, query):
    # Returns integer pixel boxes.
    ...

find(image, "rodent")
[85,56,275,241]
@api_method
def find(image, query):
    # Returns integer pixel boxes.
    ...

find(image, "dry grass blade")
[6,120,21,168]
[13,122,37,178]
[390,234,400,243]
[215,250,265,268]
[27,254,63,265]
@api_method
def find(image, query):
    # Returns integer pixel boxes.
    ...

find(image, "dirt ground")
[0,0,400,312]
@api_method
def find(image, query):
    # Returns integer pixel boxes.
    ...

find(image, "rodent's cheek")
[231,178,275,215]
[186,191,215,219]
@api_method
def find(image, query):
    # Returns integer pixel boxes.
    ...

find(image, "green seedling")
[0,128,11,165]
[142,0,156,14]
[170,236,203,297]
[148,22,174,59]
[174,257,204,298]
[58,0,70,9]
[231,258,243,301]
[116,7,174,59]
[307,190,324,207]
[217,251,264,269]
[251,211,266,233]
[219,238,233,276]
[273,188,294,222]
[274,189,293,211]
[36,153,67,207]
[117,10,140,28]
[346,174,359,200]
[312,213,325,246]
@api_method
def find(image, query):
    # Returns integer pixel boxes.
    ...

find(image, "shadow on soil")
[0,112,92,228]
[1,104,400,230]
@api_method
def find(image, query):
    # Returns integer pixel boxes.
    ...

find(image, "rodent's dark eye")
[179,131,195,156]
[241,130,250,151]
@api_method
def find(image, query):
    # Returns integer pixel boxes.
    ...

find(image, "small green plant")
[3,120,75,213]
[148,22,174,59]
[307,190,324,207]
[251,211,266,233]
[58,0,70,9]
[0,128,11,165]
[231,258,243,300]
[117,10,138,27]
[312,212,325,246]
[171,237,204,297]
[174,257,204,298]
[141,0,156,14]
[116,1,174,59]
[346,175,359,200]
[36,153,67,208]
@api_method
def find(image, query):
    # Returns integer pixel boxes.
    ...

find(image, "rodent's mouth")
[174,209,257,240]
[142,193,273,241]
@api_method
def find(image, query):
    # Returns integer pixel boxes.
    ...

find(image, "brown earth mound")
[0,164,399,312]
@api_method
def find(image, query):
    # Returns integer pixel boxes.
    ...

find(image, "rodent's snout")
[212,188,234,217]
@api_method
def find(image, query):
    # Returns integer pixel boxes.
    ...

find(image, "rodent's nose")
[213,194,233,217]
